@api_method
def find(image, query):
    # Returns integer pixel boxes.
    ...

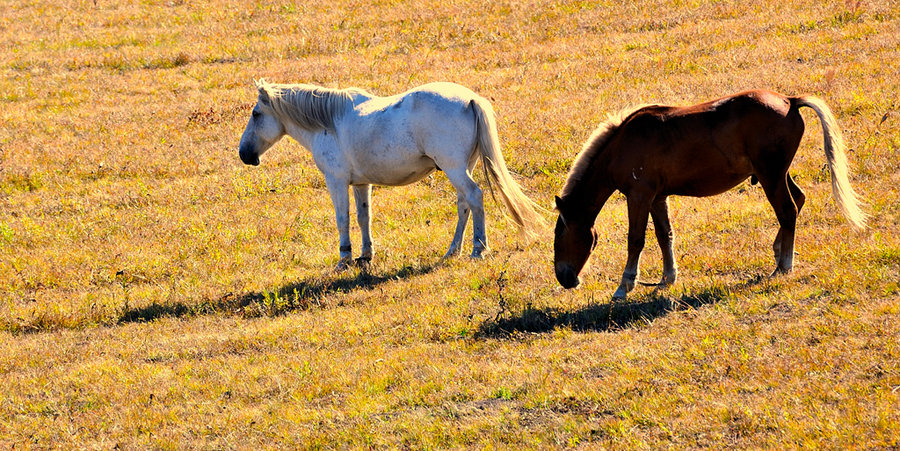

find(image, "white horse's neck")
[283,121,322,151]
[274,88,369,152]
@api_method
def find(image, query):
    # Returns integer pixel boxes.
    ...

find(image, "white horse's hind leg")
[444,168,488,258]
[353,184,373,264]
[444,191,470,258]
[444,155,479,259]
[325,177,353,271]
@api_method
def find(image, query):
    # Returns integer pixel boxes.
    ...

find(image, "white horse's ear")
[257,85,270,105]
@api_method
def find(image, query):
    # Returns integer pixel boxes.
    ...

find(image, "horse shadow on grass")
[476,276,769,337]
[117,263,436,324]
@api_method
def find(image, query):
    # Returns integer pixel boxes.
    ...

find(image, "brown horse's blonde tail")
[795,95,868,229]
[470,96,548,237]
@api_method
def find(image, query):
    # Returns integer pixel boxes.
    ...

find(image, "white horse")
[238,80,545,269]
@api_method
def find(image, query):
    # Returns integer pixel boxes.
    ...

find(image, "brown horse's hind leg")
[650,197,677,286]
[614,194,652,299]
[787,174,806,212]
[761,175,799,275]
[773,175,806,262]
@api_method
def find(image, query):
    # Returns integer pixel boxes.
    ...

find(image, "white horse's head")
[238,81,285,166]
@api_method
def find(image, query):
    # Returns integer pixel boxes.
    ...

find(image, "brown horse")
[553,90,866,298]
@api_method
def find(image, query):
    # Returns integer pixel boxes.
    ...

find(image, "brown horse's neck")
[564,169,615,224]
[561,113,630,223]
[584,187,615,223]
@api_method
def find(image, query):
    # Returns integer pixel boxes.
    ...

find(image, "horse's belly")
[671,172,750,197]
[352,157,436,186]
[664,145,753,197]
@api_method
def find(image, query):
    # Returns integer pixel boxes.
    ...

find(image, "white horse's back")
[340,83,480,186]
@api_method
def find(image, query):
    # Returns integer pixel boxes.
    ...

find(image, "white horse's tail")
[793,96,867,229]
[470,97,547,236]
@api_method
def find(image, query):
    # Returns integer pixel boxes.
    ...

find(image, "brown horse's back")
[603,90,805,198]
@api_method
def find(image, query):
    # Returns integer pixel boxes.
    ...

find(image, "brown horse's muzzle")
[555,262,581,289]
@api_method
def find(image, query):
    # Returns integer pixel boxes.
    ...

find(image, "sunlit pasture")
[1,0,898,447]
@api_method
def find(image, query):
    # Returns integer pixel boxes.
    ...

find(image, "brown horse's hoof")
[613,273,636,299]
[661,271,677,287]
[638,273,677,289]
[612,286,629,300]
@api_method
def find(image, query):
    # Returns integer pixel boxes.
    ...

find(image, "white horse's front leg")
[325,177,353,271]
[353,184,373,265]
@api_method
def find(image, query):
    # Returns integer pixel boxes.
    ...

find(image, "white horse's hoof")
[612,287,628,300]
[334,259,353,272]
[470,250,488,259]
[355,257,372,271]
[470,246,490,259]
[442,248,462,259]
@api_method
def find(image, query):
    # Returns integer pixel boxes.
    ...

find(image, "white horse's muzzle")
[239,146,260,166]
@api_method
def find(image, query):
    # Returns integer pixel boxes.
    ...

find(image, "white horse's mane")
[560,104,650,199]
[256,79,370,131]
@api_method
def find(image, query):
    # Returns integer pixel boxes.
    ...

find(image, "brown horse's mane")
[559,104,650,200]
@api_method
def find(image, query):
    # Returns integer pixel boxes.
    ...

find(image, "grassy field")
[2,0,899,448]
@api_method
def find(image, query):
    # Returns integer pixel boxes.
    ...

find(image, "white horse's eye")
[252,110,260,119]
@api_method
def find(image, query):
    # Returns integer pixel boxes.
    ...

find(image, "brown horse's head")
[553,195,597,289]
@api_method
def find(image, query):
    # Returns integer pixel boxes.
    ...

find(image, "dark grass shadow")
[476,283,741,338]
[117,263,436,325]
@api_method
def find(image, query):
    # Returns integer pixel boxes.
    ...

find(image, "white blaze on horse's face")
[238,93,285,166]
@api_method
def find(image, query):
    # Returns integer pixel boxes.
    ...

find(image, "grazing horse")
[553,90,866,298]
[238,80,544,269]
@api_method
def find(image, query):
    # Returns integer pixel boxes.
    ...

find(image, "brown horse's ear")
[554,195,564,211]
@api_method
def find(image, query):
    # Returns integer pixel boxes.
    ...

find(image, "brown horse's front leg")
[613,195,652,299]
[650,197,677,287]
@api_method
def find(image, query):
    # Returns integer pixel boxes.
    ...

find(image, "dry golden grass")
[1,0,898,448]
